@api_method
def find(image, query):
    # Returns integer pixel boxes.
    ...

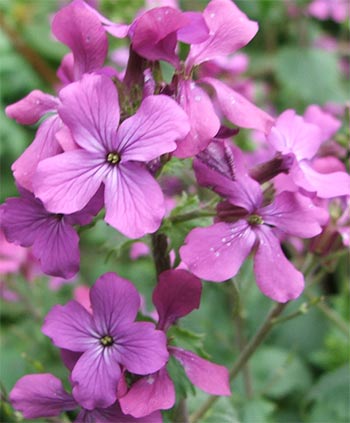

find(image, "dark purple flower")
[42,272,169,409]
[0,187,102,279]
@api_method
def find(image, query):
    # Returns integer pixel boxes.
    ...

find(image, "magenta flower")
[6,0,110,192]
[119,269,231,417]
[0,187,102,279]
[308,0,348,23]
[268,110,350,198]
[42,272,169,409]
[9,373,162,422]
[33,73,190,238]
[180,141,328,302]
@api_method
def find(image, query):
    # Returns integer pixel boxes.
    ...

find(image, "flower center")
[106,152,121,165]
[100,335,114,347]
[248,214,264,225]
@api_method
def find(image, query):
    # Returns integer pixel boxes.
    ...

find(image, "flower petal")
[253,226,304,302]
[201,77,274,134]
[42,301,98,351]
[58,74,120,153]
[71,346,122,410]
[9,374,76,419]
[177,12,209,44]
[52,0,108,79]
[186,0,258,68]
[170,347,231,395]
[5,90,59,125]
[90,272,140,335]
[174,81,220,158]
[34,149,106,214]
[114,322,169,375]
[12,116,63,191]
[153,269,202,331]
[117,94,190,162]
[260,191,328,238]
[180,221,256,281]
[120,368,175,417]
[104,163,165,238]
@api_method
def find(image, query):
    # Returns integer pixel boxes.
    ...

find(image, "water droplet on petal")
[209,247,214,252]
[222,237,226,242]
[227,242,231,247]
[210,12,216,18]
[194,95,201,102]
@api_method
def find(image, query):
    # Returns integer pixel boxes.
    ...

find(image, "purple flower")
[268,110,350,198]
[180,141,328,302]
[42,272,169,409]
[119,269,231,417]
[0,187,102,279]
[33,73,190,238]
[9,373,162,422]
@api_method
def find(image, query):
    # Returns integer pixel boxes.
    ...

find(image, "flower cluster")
[1,0,349,421]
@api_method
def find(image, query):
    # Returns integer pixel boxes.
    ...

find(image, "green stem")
[190,302,287,423]
[168,210,217,224]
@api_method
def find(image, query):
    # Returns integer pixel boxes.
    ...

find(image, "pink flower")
[33,73,190,238]
[42,272,169,409]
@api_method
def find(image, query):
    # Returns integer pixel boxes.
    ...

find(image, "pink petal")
[177,12,209,44]
[42,301,98,351]
[34,150,106,214]
[5,90,59,125]
[174,81,220,158]
[104,163,165,238]
[201,78,274,134]
[114,322,169,375]
[9,374,76,419]
[72,345,121,410]
[253,227,304,302]
[90,272,140,335]
[267,110,322,161]
[120,368,175,417]
[57,53,75,85]
[58,74,120,153]
[117,94,190,162]
[186,0,258,68]
[297,161,350,198]
[304,104,341,142]
[77,404,162,423]
[170,347,231,395]
[12,116,63,192]
[260,191,328,238]
[180,221,256,282]
[153,269,202,331]
[52,0,108,80]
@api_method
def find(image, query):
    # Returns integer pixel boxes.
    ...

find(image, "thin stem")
[190,302,287,423]
[168,210,217,224]
[151,232,171,276]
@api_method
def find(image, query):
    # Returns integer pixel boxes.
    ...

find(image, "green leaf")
[275,47,348,107]
[168,325,209,359]
[241,398,276,423]
[250,346,312,399]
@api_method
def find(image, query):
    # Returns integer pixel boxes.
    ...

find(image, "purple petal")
[67,186,104,226]
[117,94,190,161]
[72,346,121,410]
[34,150,106,214]
[260,191,328,238]
[304,104,341,142]
[186,0,258,68]
[180,221,256,281]
[5,90,59,125]
[194,143,263,212]
[114,322,169,375]
[58,74,120,153]
[253,226,304,302]
[131,7,185,66]
[296,161,350,198]
[104,163,165,238]
[57,53,75,85]
[170,347,231,395]
[52,0,108,80]
[201,78,274,134]
[61,349,82,372]
[177,12,209,44]
[76,403,162,423]
[153,269,202,331]
[12,116,63,191]
[267,110,322,161]
[120,368,175,417]
[9,373,76,419]
[42,300,98,351]
[90,272,140,335]
[174,81,220,158]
